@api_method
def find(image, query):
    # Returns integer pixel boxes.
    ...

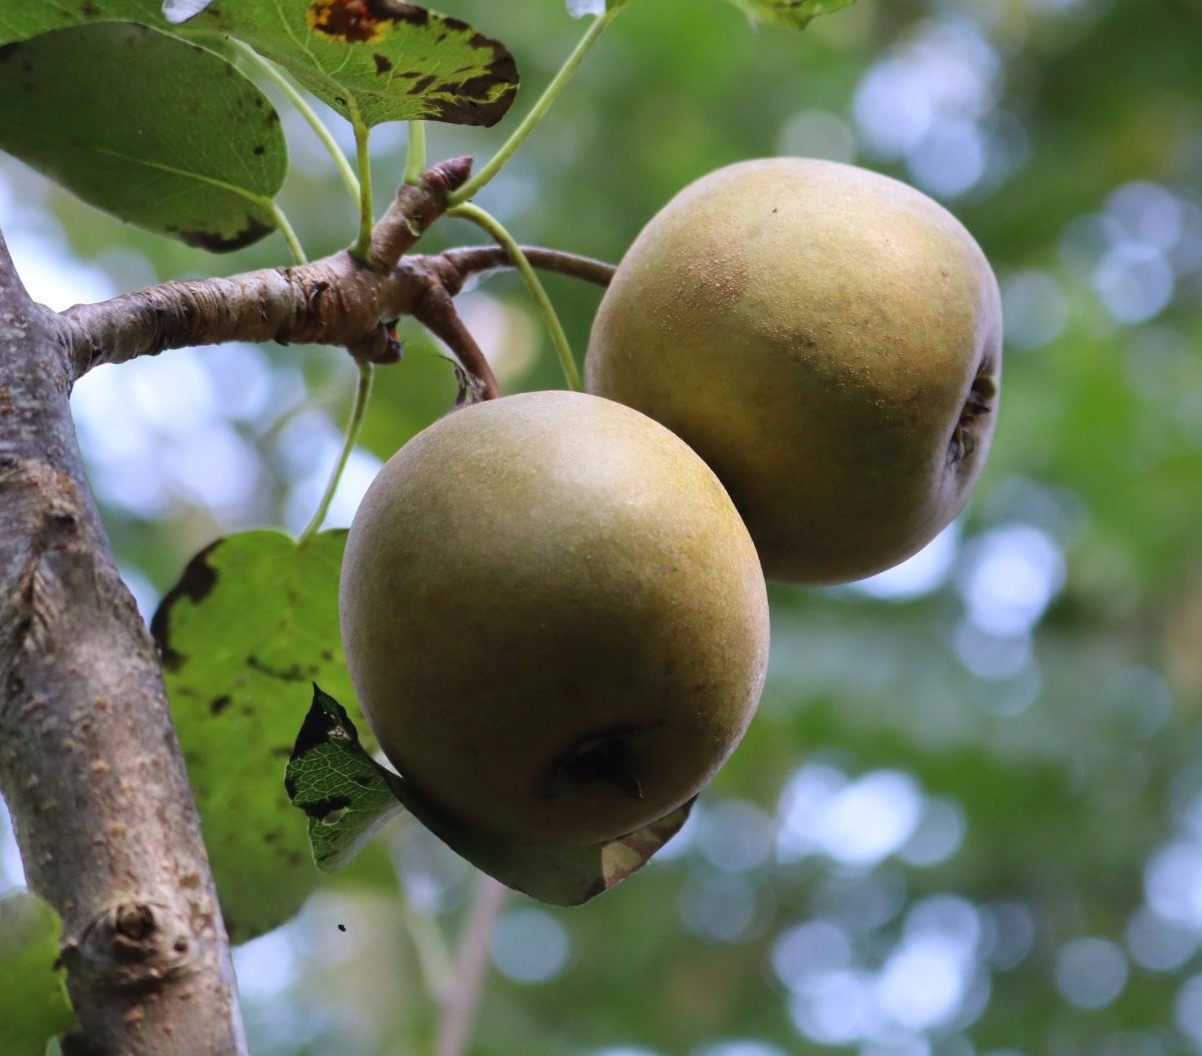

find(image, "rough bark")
[0,230,247,1053]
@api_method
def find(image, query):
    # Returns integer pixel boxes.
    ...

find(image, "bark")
[0,230,247,1053]
[61,241,612,379]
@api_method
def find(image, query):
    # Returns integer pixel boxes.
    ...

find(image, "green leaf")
[0,892,74,1056]
[0,22,287,252]
[729,0,858,30]
[0,0,163,47]
[180,1,519,129]
[150,530,357,942]
[286,687,692,906]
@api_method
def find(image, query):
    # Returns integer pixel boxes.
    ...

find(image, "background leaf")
[0,23,287,251]
[728,0,858,30]
[150,530,356,942]
[0,891,73,1056]
[181,1,519,129]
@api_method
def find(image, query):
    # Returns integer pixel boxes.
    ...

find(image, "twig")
[60,244,612,379]
[443,244,615,288]
[435,875,508,1056]
[55,156,612,378]
[411,284,502,402]
[369,157,473,273]
[61,169,465,374]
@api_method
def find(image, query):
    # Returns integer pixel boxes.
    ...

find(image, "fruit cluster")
[339,158,1002,852]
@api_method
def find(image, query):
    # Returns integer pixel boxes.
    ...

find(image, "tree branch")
[435,875,507,1056]
[0,231,247,1054]
[61,221,612,378]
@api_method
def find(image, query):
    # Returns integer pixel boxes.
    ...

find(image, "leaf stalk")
[450,203,583,392]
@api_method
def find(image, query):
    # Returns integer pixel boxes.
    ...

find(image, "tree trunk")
[0,229,246,1055]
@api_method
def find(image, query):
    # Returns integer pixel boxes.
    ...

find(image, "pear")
[339,390,770,847]
[586,157,1003,585]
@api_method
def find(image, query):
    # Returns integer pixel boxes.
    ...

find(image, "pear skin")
[586,158,1003,585]
[339,390,769,847]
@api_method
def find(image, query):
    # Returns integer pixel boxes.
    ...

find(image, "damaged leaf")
[180,0,520,129]
[0,22,286,251]
[287,686,692,906]
[151,530,356,941]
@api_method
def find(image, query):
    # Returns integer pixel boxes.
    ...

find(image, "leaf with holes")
[286,686,406,872]
[151,530,356,942]
[0,891,74,1056]
[177,0,519,129]
[287,686,693,906]
[0,22,287,251]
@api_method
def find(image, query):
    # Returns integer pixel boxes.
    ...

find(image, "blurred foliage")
[0,892,74,1056]
[3,0,1202,1054]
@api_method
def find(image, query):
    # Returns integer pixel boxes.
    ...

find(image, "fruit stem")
[298,358,375,545]
[350,117,376,266]
[449,203,583,392]
[446,8,621,207]
[269,202,307,267]
[404,121,428,186]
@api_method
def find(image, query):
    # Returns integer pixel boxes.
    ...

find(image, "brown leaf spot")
[150,540,223,670]
[308,0,429,43]
[178,217,275,254]
[373,53,393,75]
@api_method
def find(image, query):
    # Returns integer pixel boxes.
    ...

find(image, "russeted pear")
[339,390,770,847]
[586,157,1003,585]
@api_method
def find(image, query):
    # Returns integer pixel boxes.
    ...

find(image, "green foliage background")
[3,0,1202,1054]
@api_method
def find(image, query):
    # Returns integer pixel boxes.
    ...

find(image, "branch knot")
[65,899,198,992]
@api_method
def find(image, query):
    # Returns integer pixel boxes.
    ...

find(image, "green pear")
[586,157,1003,585]
[339,390,770,847]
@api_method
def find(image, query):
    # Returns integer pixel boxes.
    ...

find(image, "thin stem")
[298,359,375,545]
[448,9,620,206]
[450,203,583,392]
[351,119,375,265]
[405,121,428,185]
[231,40,360,208]
[270,202,307,266]
[435,875,508,1056]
